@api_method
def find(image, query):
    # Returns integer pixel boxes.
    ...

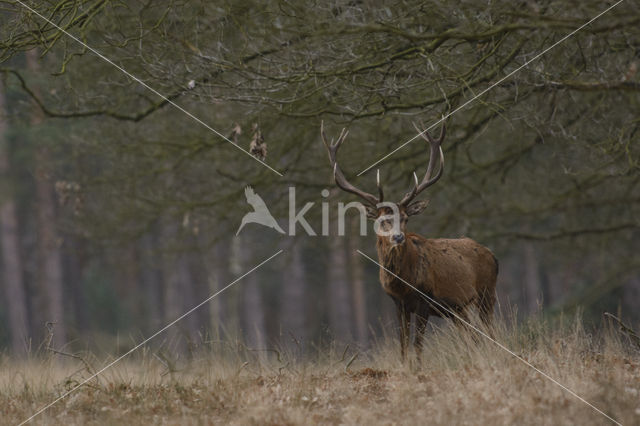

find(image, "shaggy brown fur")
[375,210,498,359]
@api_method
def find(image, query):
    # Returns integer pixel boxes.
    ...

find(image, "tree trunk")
[206,240,229,340]
[328,236,352,342]
[242,274,266,349]
[523,243,541,315]
[280,240,307,351]
[349,220,368,347]
[237,236,266,349]
[64,236,88,338]
[225,237,243,340]
[27,50,66,348]
[160,221,199,353]
[0,78,29,356]
[622,276,640,318]
[140,233,164,333]
[120,244,141,326]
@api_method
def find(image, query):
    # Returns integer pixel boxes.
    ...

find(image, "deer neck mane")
[376,235,419,275]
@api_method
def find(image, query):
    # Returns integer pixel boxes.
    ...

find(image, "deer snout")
[391,233,405,245]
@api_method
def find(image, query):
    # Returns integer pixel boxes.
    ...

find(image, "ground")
[2,319,639,425]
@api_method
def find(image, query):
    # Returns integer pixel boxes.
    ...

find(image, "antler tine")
[422,121,446,146]
[437,120,446,143]
[321,120,350,152]
[320,120,334,150]
[377,169,384,203]
[412,121,425,135]
[320,122,380,208]
[337,127,349,146]
[320,120,329,149]
[400,122,446,206]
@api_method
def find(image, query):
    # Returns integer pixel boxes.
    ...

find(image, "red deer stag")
[321,122,498,359]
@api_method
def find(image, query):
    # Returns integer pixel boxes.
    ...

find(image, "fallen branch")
[44,322,100,387]
[604,312,640,350]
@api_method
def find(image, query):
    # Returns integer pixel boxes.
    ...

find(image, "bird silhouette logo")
[236,186,285,236]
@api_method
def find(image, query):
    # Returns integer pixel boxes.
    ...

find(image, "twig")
[604,312,640,350]
[154,350,181,377]
[235,361,249,377]
[278,361,290,375]
[44,322,100,386]
[288,331,302,351]
[345,352,359,373]
[334,344,350,364]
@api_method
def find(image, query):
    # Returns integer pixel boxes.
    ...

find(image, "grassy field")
[1,317,639,425]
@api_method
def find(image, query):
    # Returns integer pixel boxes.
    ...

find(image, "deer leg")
[395,301,410,361]
[414,313,428,359]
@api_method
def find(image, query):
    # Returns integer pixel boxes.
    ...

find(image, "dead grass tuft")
[350,367,389,380]
[1,316,639,425]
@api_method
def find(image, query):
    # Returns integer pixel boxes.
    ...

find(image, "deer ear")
[365,205,378,220]
[406,199,430,216]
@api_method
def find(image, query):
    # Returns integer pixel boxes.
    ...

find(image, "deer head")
[321,121,445,246]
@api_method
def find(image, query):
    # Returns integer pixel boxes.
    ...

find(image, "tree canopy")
[0,0,639,350]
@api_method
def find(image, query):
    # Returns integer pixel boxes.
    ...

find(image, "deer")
[321,121,498,360]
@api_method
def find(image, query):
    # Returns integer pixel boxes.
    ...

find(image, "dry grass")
[1,317,639,425]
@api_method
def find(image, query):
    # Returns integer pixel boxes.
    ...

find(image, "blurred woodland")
[0,0,639,357]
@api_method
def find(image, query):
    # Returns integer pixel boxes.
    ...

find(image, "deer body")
[377,235,497,310]
[321,121,499,359]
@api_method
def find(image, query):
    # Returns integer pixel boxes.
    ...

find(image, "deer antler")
[321,121,381,207]
[399,122,446,206]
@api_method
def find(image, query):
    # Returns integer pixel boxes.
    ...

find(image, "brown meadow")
[1,315,638,425]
